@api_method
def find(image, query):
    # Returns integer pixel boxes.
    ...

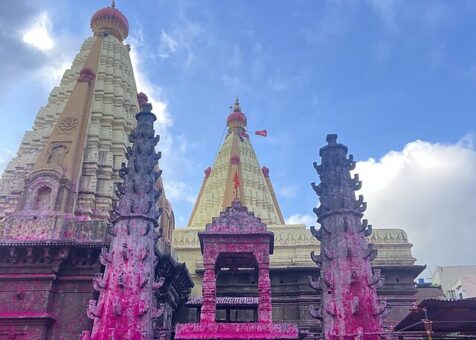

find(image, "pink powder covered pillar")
[200,254,217,323]
[309,134,386,339]
[81,99,164,340]
[256,251,272,323]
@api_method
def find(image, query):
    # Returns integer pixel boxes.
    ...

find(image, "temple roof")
[91,1,129,41]
[187,99,284,228]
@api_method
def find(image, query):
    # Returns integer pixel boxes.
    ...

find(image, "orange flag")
[255,130,268,137]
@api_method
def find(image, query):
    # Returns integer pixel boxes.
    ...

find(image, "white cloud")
[166,181,197,206]
[22,12,54,51]
[276,184,298,199]
[286,213,315,227]
[129,46,171,129]
[17,10,81,90]
[129,32,198,212]
[158,31,178,59]
[356,136,476,278]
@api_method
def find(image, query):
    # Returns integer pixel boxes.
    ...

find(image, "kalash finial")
[111,0,116,8]
[233,97,241,112]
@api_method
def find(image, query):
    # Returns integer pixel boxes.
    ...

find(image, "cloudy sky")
[1,0,476,279]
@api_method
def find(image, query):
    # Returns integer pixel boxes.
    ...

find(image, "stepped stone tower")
[187,98,284,229]
[309,135,385,339]
[0,3,190,339]
[0,1,174,242]
[0,2,137,224]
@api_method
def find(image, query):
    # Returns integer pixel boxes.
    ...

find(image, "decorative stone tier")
[186,296,259,306]
[173,225,416,296]
[175,323,298,339]
[0,219,107,242]
[0,34,139,221]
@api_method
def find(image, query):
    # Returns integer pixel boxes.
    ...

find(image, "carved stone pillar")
[200,260,217,323]
[257,252,272,323]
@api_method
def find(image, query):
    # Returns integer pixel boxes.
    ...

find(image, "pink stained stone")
[310,134,386,339]
[175,200,298,340]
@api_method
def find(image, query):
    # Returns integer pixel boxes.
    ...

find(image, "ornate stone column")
[200,252,217,323]
[308,134,386,339]
[257,251,272,323]
[81,100,165,340]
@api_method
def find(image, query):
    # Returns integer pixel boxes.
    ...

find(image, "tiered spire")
[91,1,129,41]
[308,134,385,339]
[233,96,241,112]
[187,98,284,228]
[81,101,165,339]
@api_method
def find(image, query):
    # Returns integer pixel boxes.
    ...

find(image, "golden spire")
[187,96,285,228]
[233,96,241,112]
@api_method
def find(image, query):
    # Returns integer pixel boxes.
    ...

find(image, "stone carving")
[59,117,79,131]
[81,100,166,339]
[173,226,410,250]
[78,67,96,83]
[308,134,385,339]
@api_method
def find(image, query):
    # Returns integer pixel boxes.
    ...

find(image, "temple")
[172,101,424,334]
[0,3,190,339]
[0,2,427,340]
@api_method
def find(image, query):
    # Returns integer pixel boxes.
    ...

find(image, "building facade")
[173,101,425,334]
[433,265,476,300]
[0,4,187,339]
[0,2,426,339]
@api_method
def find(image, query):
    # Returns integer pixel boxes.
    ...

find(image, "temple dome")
[91,4,129,41]
[227,97,247,130]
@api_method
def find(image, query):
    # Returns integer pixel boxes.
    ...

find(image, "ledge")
[0,312,55,321]
[175,322,298,339]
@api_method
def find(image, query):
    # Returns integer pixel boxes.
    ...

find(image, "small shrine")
[175,199,298,339]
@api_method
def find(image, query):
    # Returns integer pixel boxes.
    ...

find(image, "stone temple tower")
[0,3,186,339]
[0,2,137,223]
[0,1,174,241]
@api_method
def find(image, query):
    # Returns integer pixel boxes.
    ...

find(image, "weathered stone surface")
[0,242,103,339]
[309,134,385,339]
[0,34,139,221]
[82,102,164,339]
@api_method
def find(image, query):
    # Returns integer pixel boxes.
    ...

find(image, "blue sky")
[1,0,476,278]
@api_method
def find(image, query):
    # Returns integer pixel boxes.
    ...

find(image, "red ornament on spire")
[233,171,240,196]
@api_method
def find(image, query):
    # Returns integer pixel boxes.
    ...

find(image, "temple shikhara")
[0,2,429,340]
